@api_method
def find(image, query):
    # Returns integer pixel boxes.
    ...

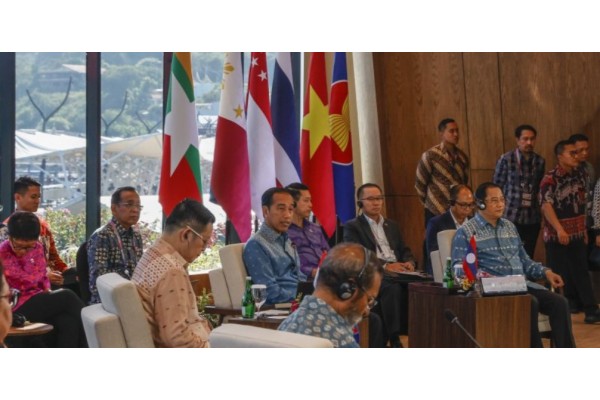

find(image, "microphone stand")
[444,309,482,348]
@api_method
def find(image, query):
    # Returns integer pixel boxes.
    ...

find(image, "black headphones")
[476,199,486,210]
[337,246,371,300]
[355,183,383,210]
[474,183,496,211]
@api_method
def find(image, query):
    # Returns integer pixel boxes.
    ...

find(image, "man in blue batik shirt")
[243,187,304,304]
[451,182,575,347]
[279,243,383,347]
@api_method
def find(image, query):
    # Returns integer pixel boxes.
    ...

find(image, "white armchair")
[209,323,333,348]
[81,273,154,348]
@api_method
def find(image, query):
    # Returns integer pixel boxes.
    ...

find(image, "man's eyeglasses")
[186,225,213,247]
[455,201,475,209]
[360,196,385,202]
[358,285,378,310]
[119,202,144,210]
[0,288,20,309]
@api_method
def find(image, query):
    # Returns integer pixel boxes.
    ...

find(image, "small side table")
[6,322,54,348]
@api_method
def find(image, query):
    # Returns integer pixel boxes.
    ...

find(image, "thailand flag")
[271,52,301,186]
[462,235,478,281]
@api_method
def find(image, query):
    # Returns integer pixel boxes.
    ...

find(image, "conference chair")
[206,243,247,323]
[81,273,154,348]
[437,229,457,273]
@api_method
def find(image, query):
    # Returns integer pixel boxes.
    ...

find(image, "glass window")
[15,52,87,266]
[99,52,164,249]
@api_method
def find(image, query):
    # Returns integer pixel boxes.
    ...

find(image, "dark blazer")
[425,210,458,255]
[343,214,415,265]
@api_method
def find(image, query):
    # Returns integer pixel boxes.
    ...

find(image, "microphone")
[444,309,482,348]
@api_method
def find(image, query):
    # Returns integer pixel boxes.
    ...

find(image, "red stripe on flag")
[159,135,202,217]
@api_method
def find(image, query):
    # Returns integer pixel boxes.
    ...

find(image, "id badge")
[521,192,532,208]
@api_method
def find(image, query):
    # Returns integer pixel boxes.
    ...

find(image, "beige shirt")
[132,238,211,348]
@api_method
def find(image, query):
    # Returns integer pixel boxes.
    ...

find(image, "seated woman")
[0,261,13,347]
[0,211,86,347]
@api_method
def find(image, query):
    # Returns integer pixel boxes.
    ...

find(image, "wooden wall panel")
[470,169,495,191]
[463,53,504,171]
[374,53,468,197]
[499,53,600,170]
[371,52,600,269]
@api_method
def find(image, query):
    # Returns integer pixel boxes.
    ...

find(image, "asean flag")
[301,52,336,238]
[329,52,356,224]
[462,235,478,282]
[159,52,202,217]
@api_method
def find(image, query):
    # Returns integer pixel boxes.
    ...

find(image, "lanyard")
[109,220,139,269]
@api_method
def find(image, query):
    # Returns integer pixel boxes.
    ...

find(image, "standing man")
[540,140,600,322]
[2,176,75,291]
[493,125,546,258]
[132,199,215,348]
[87,186,143,304]
[279,243,384,348]
[286,183,329,280]
[569,133,595,253]
[344,183,419,347]
[425,184,474,274]
[415,118,469,226]
[452,182,574,347]
[243,187,303,305]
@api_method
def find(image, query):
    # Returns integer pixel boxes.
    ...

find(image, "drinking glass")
[251,284,267,314]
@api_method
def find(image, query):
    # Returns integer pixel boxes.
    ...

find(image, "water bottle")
[443,257,454,289]
[241,276,255,318]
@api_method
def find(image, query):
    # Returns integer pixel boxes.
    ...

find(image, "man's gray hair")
[316,243,383,292]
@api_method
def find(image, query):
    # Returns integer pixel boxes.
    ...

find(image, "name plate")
[480,275,527,296]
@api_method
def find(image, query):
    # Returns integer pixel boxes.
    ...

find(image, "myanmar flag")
[159,52,202,217]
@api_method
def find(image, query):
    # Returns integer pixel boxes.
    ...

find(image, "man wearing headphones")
[425,184,475,274]
[344,183,419,347]
[452,182,574,347]
[279,243,384,347]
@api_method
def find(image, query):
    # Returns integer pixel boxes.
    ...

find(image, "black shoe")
[584,310,600,324]
[389,337,403,348]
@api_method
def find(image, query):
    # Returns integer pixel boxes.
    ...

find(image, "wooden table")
[408,282,530,348]
[8,322,53,337]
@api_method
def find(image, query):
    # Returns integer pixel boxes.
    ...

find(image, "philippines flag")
[271,52,301,186]
[462,235,478,282]
[246,52,276,220]
[211,52,252,242]
[329,52,356,223]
